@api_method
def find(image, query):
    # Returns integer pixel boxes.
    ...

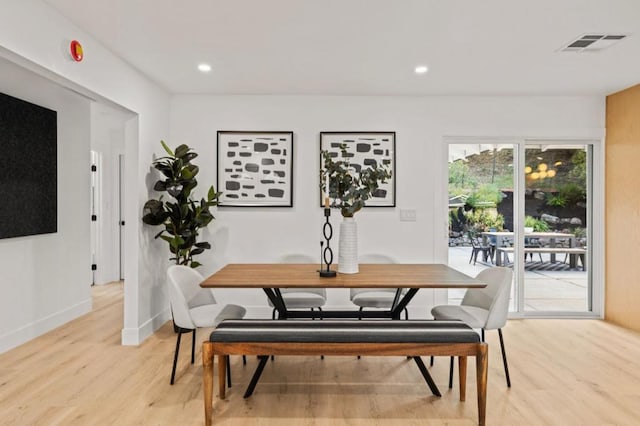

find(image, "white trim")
[590,139,606,318]
[121,307,171,346]
[515,139,526,313]
[0,298,92,354]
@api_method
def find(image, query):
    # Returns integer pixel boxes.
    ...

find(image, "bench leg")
[202,342,214,426]
[218,355,227,399]
[412,357,441,397]
[458,356,467,401]
[244,355,269,398]
[476,344,488,426]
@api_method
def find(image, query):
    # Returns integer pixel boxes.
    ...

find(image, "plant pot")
[338,217,359,274]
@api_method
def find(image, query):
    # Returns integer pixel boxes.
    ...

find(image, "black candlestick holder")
[319,207,337,277]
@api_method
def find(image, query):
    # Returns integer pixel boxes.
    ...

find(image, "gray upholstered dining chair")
[167,265,246,385]
[267,254,327,319]
[349,254,409,319]
[430,266,513,388]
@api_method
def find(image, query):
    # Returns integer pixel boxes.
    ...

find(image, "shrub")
[466,209,505,232]
[525,215,550,232]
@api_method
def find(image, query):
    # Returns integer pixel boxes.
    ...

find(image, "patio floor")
[448,246,589,312]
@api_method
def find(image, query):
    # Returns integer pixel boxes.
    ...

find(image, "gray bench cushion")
[209,320,480,344]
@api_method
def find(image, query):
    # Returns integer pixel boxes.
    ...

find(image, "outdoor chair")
[468,232,493,265]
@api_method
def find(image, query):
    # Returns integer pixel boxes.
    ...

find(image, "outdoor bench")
[496,246,586,269]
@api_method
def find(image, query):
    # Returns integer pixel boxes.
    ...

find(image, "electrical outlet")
[399,209,417,222]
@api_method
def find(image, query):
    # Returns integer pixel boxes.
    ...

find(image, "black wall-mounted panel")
[0,92,57,239]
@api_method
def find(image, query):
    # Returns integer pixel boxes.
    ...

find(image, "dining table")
[201,263,485,320]
[201,263,485,397]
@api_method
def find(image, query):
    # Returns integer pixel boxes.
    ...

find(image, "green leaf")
[182,152,198,163]
[182,167,194,180]
[186,164,199,177]
[174,144,190,159]
[160,140,174,157]
[153,180,168,192]
[190,261,202,268]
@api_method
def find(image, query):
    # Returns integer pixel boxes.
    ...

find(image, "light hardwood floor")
[1,282,640,425]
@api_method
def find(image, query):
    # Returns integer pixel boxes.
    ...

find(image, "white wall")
[0,0,171,346]
[0,58,92,352]
[169,95,605,317]
[0,0,607,347]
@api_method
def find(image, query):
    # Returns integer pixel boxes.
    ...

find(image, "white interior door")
[90,150,101,285]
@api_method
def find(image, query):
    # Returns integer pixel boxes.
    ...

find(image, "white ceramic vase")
[338,217,359,274]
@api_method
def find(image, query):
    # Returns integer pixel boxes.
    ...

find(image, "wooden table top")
[201,263,485,289]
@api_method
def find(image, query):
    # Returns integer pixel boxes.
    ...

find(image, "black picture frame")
[217,131,294,207]
[319,131,396,207]
[0,92,57,239]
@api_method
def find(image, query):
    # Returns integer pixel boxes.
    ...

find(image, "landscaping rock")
[541,213,560,224]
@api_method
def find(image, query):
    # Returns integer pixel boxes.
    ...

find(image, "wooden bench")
[496,246,586,269]
[203,319,488,425]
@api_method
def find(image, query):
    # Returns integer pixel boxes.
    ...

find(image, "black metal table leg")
[243,355,270,398]
[413,356,442,397]
[263,288,288,319]
[391,288,419,319]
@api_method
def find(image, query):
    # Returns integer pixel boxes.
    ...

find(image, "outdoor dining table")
[481,231,577,264]
[201,263,486,397]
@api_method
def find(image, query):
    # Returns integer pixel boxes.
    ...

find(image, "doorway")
[89,102,129,285]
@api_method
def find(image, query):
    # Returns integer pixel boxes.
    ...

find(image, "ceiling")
[44,0,640,96]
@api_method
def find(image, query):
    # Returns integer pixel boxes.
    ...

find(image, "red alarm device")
[70,40,83,62]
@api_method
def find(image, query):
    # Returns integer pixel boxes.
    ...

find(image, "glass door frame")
[521,139,604,318]
[444,137,604,319]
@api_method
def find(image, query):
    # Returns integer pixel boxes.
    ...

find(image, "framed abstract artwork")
[217,131,293,207]
[319,131,396,207]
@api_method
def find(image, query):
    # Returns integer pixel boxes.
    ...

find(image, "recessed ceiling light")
[414,65,428,74]
[198,63,212,73]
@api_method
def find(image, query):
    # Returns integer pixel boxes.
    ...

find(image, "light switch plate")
[399,209,417,222]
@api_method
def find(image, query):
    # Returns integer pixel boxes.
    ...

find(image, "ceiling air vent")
[560,34,628,52]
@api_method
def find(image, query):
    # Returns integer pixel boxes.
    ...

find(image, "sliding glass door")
[522,143,592,313]
[447,142,517,311]
[446,139,599,317]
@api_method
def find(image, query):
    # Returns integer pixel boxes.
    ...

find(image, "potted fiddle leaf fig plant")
[142,141,221,268]
[321,144,392,273]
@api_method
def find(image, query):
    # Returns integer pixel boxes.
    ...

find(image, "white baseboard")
[0,298,92,354]
[121,307,171,346]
